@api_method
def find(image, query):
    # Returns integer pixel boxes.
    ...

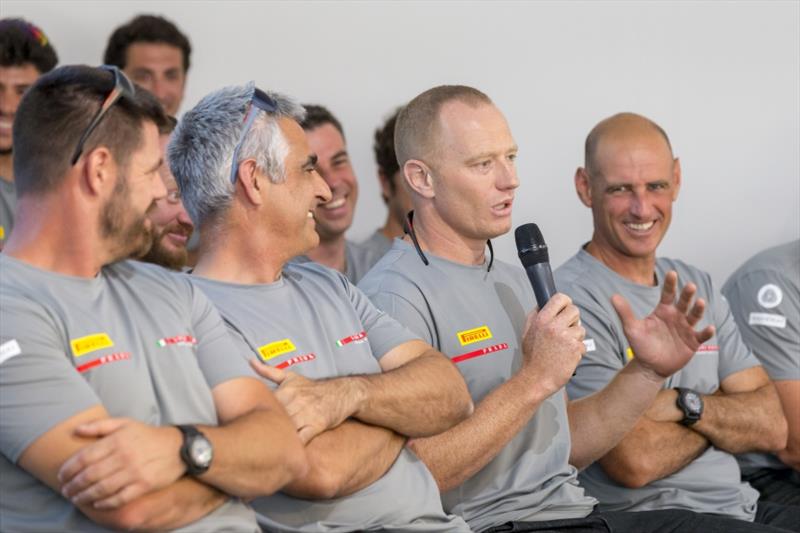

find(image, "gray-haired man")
[169,83,474,532]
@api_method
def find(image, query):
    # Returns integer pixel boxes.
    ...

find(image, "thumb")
[74,417,127,438]
[250,358,287,384]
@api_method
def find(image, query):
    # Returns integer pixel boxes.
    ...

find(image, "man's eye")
[167,191,181,203]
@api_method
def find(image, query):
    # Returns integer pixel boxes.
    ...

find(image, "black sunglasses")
[229,88,279,184]
[70,65,136,165]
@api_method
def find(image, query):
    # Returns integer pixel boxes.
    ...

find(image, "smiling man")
[104,15,190,117]
[141,115,194,270]
[0,18,58,249]
[299,104,382,283]
[555,112,797,530]
[168,83,473,532]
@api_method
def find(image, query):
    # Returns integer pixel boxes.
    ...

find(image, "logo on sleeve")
[70,333,114,357]
[457,326,493,346]
[757,284,783,309]
[336,331,367,347]
[258,339,296,362]
[157,335,197,347]
[0,339,21,365]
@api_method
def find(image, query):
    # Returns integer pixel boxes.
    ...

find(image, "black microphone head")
[515,223,550,267]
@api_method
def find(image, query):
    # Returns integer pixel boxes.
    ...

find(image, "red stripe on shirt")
[76,352,131,373]
[452,343,509,364]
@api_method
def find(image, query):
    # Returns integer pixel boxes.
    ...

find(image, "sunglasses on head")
[70,65,136,165]
[229,88,279,184]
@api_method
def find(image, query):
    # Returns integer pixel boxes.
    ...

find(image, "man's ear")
[575,167,593,208]
[403,159,435,199]
[237,159,263,206]
[82,147,114,197]
[671,157,682,201]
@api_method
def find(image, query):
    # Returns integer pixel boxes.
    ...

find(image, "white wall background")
[4,0,799,283]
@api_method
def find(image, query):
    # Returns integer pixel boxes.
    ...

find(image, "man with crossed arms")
[168,83,473,532]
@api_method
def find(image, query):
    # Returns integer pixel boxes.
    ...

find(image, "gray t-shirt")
[722,239,800,473]
[0,177,15,247]
[359,240,595,533]
[293,240,384,285]
[556,248,761,522]
[189,261,470,533]
[0,256,258,532]
[360,229,394,259]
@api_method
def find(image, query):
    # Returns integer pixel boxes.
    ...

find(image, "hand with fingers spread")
[250,360,360,444]
[57,418,184,510]
[520,293,586,397]
[612,270,715,380]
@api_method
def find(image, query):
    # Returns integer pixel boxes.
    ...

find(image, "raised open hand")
[611,271,715,379]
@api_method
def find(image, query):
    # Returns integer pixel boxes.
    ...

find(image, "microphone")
[515,223,557,310]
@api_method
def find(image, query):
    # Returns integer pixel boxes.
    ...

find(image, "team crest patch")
[337,331,367,347]
[157,335,197,347]
[757,284,783,309]
[71,333,114,357]
[457,326,493,346]
[258,339,296,362]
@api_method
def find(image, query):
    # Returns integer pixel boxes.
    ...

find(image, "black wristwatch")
[177,425,213,476]
[675,388,704,426]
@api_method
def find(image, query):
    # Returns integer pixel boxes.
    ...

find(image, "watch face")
[684,392,702,413]
[190,438,214,467]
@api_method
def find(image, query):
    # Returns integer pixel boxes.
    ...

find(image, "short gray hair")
[168,82,305,228]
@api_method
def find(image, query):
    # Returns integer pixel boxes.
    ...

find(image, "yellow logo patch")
[457,326,493,346]
[626,347,635,361]
[71,333,114,357]
[0,226,5,240]
[258,339,296,362]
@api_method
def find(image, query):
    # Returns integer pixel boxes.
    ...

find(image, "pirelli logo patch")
[0,226,5,240]
[71,333,114,358]
[625,347,635,361]
[457,326,492,346]
[258,339,296,362]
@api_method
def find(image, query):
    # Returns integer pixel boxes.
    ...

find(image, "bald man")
[556,112,797,530]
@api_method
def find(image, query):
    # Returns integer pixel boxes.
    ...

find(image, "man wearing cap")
[0,18,58,249]
[723,239,800,505]
[556,112,796,530]
[358,86,775,532]
[0,65,305,531]
[168,83,473,532]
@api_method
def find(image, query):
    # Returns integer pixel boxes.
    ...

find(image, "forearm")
[283,420,406,499]
[199,407,307,499]
[600,418,709,488]
[568,359,664,469]
[80,477,226,531]
[695,384,788,454]
[774,380,800,470]
[350,351,473,437]
[409,370,551,492]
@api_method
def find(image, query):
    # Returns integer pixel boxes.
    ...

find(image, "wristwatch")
[675,388,704,426]
[177,425,213,476]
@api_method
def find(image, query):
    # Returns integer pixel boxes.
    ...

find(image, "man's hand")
[520,293,586,397]
[251,361,361,444]
[612,271,715,380]
[58,418,184,509]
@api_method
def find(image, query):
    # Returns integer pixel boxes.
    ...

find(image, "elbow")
[84,503,154,531]
[601,455,658,489]
[762,417,789,453]
[284,461,346,500]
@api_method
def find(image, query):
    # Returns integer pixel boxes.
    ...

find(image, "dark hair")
[0,18,58,73]
[373,107,402,197]
[13,65,170,196]
[103,15,191,72]
[300,103,344,139]
[160,114,177,135]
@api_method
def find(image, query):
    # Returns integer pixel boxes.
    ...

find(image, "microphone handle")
[525,262,557,309]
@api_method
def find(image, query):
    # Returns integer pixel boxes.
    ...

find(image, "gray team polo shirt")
[556,248,761,522]
[723,239,800,473]
[0,177,15,247]
[293,239,384,284]
[188,261,470,533]
[358,240,595,533]
[360,230,393,259]
[0,256,258,532]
